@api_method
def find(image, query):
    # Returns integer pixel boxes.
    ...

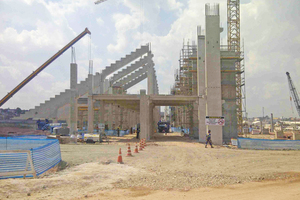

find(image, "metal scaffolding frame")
[227,0,246,134]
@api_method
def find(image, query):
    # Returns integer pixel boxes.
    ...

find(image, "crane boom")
[0,28,91,107]
[286,72,300,116]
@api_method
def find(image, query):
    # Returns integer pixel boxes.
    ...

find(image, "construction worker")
[205,130,214,148]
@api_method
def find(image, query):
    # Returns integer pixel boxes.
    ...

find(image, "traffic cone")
[117,148,123,164]
[126,144,133,157]
[134,143,139,153]
[139,140,143,151]
[141,139,144,149]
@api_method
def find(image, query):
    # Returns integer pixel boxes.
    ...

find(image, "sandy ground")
[1,133,300,200]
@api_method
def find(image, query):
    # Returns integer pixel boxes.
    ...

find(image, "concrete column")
[88,74,94,133]
[147,65,154,95]
[108,104,113,129]
[149,103,154,139]
[88,96,94,133]
[70,63,77,135]
[99,100,105,124]
[197,26,206,143]
[140,89,149,140]
[99,74,104,94]
[205,4,223,145]
[271,113,274,132]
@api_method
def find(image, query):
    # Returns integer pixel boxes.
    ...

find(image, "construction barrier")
[0,137,61,179]
[171,127,190,134]
[237,138,300,150]
[104,130,130,136]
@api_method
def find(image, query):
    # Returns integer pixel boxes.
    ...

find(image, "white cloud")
[96,17,104,26]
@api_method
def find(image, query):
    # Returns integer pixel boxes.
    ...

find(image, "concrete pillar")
[88,74,94,133]
[88,96,94,133]
[205,4,223,145]
[149,103,154,139]
[99,100,105,124]
[99,74,104,94]
[197,26,206,143]
[109,104,113,129]
[70,63,77,134]
[271,113,274,132]
[140,89,149,140]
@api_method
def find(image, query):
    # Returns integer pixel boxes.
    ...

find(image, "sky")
[0,0,300,118]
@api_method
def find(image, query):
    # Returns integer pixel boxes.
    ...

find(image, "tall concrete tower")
[205,4,223,145]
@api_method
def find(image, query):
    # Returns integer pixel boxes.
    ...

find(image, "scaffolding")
[227,0,246,134]
[171,41,198,138]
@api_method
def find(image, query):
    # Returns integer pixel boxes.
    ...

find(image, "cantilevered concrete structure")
[16,44,159,133]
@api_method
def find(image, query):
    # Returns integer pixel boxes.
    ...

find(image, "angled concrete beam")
[123,73,148,90]
[110,53,153,85]
[101,45,150,79]
[113,61,154,87]
[147,64,155,95]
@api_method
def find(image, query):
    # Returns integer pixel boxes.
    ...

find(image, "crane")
[94,0,108,4]
[286,72,300,116]
[0,28,91,107]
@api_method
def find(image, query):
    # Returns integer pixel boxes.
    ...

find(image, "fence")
[237,138,300,150]
[0,137,61,179]
[171,127,190,134]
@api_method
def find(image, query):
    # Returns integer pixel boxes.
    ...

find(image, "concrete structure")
[15,3,239,145]
[88,93,198,140]
[16,44,159,133]
[172,3,241,144]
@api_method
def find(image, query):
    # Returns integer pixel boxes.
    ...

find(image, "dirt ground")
[1,132,300,200]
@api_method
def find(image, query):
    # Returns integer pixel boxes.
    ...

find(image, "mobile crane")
[286,72,300,117]
[0,28,91,107]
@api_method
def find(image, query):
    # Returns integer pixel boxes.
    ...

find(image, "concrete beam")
[123,73,148,90]
[113,63,151,87]
[101,45,150,78]
[110,53,153,85]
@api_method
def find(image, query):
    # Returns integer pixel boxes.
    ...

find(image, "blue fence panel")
[31,140,61,176]
[0,137,53,150]
[0,137,61,179]
[0,152,32,175]
[237,138,300,150]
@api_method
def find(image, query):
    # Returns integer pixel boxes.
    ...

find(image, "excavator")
[0,28,91,107]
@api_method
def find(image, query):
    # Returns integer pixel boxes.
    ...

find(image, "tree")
[16,107,22,115]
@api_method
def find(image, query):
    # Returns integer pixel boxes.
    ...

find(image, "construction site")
[1,0,300,199]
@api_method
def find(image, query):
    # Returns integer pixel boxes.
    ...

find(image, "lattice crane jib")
[286,72,300,117]
[227,0,244,134]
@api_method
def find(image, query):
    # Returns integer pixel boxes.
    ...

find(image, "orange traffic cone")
[141,139,144,149]
[139,141,143,151]
[117,148,123,164]
[126,144,133,157]
[134,143,139,153]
